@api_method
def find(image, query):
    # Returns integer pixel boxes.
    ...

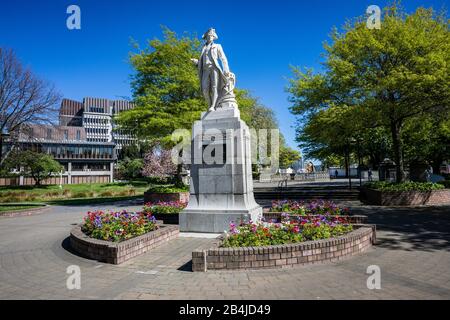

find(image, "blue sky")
[0,0,447,153]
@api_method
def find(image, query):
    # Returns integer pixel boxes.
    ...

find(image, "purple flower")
[94,216,102,228]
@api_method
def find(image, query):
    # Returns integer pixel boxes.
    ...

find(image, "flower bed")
[269,199,349,215]
[70,224,179,264]
[142,201,187,224]
[191,205,376,272]
[82,210,158,242]
[192,225,376,272]
[264,200,367,224]
[362,182,450,206]
[70,209,179,264]
[222,215,353,248]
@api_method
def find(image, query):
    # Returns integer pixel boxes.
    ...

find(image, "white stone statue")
[191,28,237,111]
[180,28,261,233]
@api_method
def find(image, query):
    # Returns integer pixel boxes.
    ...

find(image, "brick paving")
[0,198,449,300]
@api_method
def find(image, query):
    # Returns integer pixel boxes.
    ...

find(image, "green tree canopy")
[3,150,63,186]
[116,27,206,147]
[288,3,450,182]
[116,158,144,181]
[117,27,302,173]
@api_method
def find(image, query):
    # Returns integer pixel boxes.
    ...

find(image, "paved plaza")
[0,199,449,300]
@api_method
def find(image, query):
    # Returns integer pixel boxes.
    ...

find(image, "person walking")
[368,168,373,181]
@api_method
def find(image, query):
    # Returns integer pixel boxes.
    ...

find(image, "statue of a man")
[191,28,236,111]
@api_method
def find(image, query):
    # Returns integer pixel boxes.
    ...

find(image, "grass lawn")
[0,204,45,212]
[46,195,143,206]
[0,181,151,204]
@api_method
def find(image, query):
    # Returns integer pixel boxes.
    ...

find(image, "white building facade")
[61,97,137,154]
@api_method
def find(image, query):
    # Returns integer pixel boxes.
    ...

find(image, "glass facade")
[17,142,115,160]
[72,163,109,171]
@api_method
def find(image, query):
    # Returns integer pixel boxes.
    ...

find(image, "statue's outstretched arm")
[190,58,199,66]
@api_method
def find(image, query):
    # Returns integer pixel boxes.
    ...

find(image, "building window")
[47,128,52,139]
[64,130,68,140]
[76,130,81,141]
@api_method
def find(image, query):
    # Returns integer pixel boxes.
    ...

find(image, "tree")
[0,48,61,165]
[402,115,450,172]
[279,145,301,169]
[116,158,144,180]
[115,27,206,146]
[117,27,292,182]
[288,4,450,182]
[4,150,63,186]
[117,142,153,161]
[142,144,177,182]
[236,89,278,131]
[296,105,364,176]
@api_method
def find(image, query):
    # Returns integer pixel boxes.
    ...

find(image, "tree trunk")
[391,121,405,183]
[431,156,443,174]
[174,163,184,187]
[0,134,3,168]
[344,146,351,178]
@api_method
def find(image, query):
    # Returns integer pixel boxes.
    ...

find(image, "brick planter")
[152,214,179,225]
[192,225,376,272]
[361,187,450,206]
[263,212,368,224]
[70,224,179,264]
[144,192,189,204]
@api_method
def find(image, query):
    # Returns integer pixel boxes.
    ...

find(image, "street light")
[356,138,362,187]
[349,137,363,189]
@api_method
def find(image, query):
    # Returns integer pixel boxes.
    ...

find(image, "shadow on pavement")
[350,205,450,252]
[177,260,193,272]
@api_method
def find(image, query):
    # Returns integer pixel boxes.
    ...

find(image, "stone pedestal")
[179,107,262,233]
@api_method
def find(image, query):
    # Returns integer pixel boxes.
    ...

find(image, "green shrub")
[45,191,60,198]
[72,191,89,198]
[147,185,189,193]
[117,190,130,196]
[437,180,450,189]
[143,201,186,215]
[99,190,114,197]
[365,181,445,192]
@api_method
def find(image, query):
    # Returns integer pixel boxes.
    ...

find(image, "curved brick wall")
[70,224,179,264]
[362,188,450,206]
[192,225,376,272]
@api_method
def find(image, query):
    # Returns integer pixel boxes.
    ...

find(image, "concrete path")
[0,199,449,300]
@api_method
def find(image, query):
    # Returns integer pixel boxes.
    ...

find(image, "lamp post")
[357,138,362,187]
[345,142,352,190]
[59,169,63,189]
